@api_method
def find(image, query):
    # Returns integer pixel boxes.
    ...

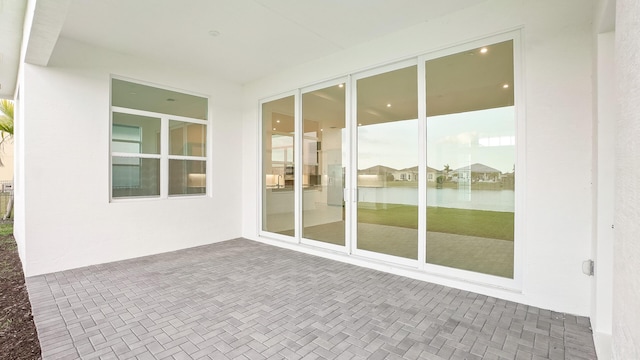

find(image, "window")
[111,78,208,199]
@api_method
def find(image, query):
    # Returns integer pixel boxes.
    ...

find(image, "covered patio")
[27,239,595,359]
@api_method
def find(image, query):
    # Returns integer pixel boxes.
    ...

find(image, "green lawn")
[0,223,13,236]
[358,203,514,241]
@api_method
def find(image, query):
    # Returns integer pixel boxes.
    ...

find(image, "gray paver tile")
[26,239,597,360]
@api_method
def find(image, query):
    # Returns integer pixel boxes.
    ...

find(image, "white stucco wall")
[242,0,595,315]
[14,83,26,265]
[613,0,640,358]
[591,31,615,359]
[17,38,243,276]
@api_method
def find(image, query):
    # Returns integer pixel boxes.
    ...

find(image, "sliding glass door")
[262,95,295,235]
[301,82,347,247]
[260,34,519,283]
[425,40,515,278]
[354,64,419,260]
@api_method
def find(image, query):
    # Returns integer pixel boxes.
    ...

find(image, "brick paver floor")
[26,239,597,359]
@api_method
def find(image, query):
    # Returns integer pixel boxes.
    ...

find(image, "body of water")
[358,187,514,212]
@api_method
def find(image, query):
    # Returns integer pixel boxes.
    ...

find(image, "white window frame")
[258,91,298,243]
[257,29,524,291]
[110,77,210,201]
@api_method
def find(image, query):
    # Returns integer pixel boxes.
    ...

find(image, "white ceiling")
[58,0,488,85]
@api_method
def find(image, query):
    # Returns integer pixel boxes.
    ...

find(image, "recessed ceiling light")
[338,84,344,88]
[273,128,276,131]
[209,30,220,37]
[358,123,362,126]
[480,47,488,54]
[386,103,391,108]
[320,129,323,132]
[502,84,509,89]
[276,120,280,123]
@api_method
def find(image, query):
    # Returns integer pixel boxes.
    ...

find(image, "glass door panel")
[302,84,347,246]
[425,40,515,278]
[262,96,295,235]
[356,66,419,259]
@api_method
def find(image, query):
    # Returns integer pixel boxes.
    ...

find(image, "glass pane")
[112,113,160,154]
[262,96,295,235]
[302,84,346,246]
[112,157,160,198]
[112,141,140,154]
[169,121,206,156]
[112,79,208,120]
[113,124,140,142]
[426,40,515,278]
[169,160,206,195]
[357,66,418,259]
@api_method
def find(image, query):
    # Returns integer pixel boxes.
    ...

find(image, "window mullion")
[168,155,206,161]
[111,152,161,159]
[160,116,169,198]
[417,56,427,269]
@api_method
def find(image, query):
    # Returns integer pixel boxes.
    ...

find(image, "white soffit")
[0,0,27,99]
[59,0,488,85]
[24,0,71,66]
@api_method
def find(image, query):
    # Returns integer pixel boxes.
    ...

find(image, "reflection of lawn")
[357,203,514,241]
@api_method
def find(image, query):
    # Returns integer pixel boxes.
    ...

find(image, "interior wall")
[242,0,595,315]
[20,38,243,276]
[613,0,640,358]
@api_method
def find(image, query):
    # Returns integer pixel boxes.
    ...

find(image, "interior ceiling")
[59,0,489,85]
[112,79,209,120]
[264,40,514,133]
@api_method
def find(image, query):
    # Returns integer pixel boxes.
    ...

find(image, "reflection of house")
[454,163,501,182]
[393,166,418,181]
[357,165,396,187]
[501,171,515,189]
[426,166,441,182]
[358,165,396,176]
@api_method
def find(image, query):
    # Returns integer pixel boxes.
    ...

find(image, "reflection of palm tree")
[443,164,450,180]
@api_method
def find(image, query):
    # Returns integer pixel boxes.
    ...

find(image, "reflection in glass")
[357,66,418,259]
[112,158,160,198]
[170,121,206,156]
[169,160,206,195]
[112,79,208,120]
[302,84,346,246]
[262,96,295,235]
[112,113,160,154]
[425,40,515,278]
